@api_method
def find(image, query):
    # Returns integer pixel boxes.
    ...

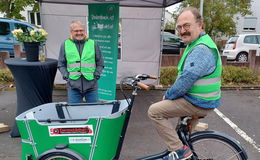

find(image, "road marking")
[214,108,260,153]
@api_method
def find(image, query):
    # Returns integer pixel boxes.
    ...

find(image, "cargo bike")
[16,74,248,160]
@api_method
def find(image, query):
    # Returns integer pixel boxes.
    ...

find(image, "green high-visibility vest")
[65,39,96,80]
[178,34,222,101]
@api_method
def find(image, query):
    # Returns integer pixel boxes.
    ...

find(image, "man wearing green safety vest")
[148,7,222,160]
[58,21,104,103]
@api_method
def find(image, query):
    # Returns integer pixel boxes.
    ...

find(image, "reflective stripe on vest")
[65,39,96,80]
[178,34,222,101]
[69,72,94,76]
[176,76,221,86]
[189,90,221,98]
[193,76,221,85]
[67,63,96,68]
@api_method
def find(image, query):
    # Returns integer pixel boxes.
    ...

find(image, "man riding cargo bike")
[15,7,247,160]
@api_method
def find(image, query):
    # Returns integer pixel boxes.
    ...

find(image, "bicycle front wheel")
[39,152,81,160]
[190,130,248,160]
[38,149,85,160]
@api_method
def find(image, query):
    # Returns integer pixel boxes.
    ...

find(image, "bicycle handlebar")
[137,82,150,90]
[120,74,157,105]
[148,75,157,79]
[120,74,157,91]
[134,74,157,80]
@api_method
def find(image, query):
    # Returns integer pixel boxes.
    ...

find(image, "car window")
[244,35,258,44]
[227,36,238,44]
[163,32,180,43]
[256,35,260,44]
[14,23,34,35]
[0,22,11,35]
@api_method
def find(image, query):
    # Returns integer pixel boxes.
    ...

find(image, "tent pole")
[200,0,204,17]
[157,7,165,86]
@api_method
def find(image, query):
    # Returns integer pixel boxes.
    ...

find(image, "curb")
[151,85,260,91]
[221,86,260,90]
[1,85,260,91]
[0,85,7,91]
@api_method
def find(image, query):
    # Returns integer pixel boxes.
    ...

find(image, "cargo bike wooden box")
[16,100,129,160]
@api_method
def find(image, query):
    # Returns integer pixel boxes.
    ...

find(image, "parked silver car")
[222,34,260,62]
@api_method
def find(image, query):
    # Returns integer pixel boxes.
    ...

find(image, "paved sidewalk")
[1,89,260,159]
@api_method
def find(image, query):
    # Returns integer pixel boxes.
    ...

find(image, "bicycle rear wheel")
[189,130,248,160]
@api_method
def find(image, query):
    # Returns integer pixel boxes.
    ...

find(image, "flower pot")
[23,42,40,62]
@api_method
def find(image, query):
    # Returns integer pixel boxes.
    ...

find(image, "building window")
[28,11,41,26]
[243,17,257,31]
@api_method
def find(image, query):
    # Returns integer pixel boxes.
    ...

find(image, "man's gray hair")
[178,7,203,23]
[70,20,85,31]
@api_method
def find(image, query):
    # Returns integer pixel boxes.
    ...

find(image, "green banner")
[88,3,119,100]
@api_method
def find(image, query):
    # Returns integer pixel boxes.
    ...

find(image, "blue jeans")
[68,89,98,103]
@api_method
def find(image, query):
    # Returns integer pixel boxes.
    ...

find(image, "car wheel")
[236,52,248,62]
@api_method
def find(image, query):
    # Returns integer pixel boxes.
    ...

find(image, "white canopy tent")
[39,0,183,8]
[38,0,183,84]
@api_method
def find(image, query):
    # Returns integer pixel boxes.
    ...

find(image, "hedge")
[0,69,13,82]
[160,66,260,86]
[0,66,260,87]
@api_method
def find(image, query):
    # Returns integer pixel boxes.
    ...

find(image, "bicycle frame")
[115,75,248,160]
[113,85,170,160]
[113,86,137,160]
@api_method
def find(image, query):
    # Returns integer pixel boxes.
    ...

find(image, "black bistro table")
[5,58,58,137]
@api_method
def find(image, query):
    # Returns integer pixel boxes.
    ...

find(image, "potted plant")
[12,29,48,62]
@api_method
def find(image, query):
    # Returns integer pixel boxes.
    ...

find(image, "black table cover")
[5,58,58,137]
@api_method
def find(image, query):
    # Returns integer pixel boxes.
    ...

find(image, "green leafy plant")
[0,69,13,82]
[172,0,252,40]
[12,28,48,42]
[0,0,39,20]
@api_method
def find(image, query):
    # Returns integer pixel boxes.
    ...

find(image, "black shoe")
[162,145,193,160]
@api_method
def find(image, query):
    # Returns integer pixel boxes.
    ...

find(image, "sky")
[165,3,180,13]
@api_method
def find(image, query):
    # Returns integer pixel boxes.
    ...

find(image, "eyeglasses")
[72,29,84,33]
[176,23,191,32]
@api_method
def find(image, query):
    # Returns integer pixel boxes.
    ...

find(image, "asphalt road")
[0,89,259,160]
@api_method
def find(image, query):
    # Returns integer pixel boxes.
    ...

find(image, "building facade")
[236,0,259,34]
[0,6,41,26]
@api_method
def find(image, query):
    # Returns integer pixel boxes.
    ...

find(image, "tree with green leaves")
[172,0,252,40]
[165,21,175,30]
[0,0,39,20]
